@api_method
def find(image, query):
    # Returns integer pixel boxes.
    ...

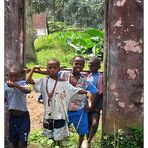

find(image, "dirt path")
[27,92,44,131]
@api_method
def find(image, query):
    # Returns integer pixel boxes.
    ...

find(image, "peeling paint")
[136,0,142,3]
[110,83,116,90]
[118,43,121,47]
[129,104,134,108]
[140,92,144,103]
[113,92,118,97]
[117,0,126,7]
[123,40,142,53]
[114,18,122,27]
[127,68,139,79]
[119,102,125,108]
[139,39,143,43]
[118,36,121,39]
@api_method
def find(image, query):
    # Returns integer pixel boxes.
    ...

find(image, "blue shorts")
[68,109,88,135]
[9,111,30,143]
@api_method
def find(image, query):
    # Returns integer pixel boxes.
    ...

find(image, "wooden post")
[103,0,143,135]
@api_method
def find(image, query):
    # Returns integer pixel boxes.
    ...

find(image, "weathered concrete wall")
[103,0,143,134]
[5,0,25,75]
[4,0,25,147]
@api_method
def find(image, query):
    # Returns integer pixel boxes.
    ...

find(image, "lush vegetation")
[29,126,102,148]
[102,127,143,148]
[27,28,104,69]
[29,126,143,148]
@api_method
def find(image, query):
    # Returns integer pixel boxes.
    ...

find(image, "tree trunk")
[103,0,143,135]
[25,0,37,62]
[5,0,26,76]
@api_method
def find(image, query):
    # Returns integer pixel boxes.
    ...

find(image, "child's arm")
[78,90,92,109]
[33,66,67,75]
[33,66,48,75]
[7,80,31,93]
[98,75,103,95]
[78,90,92,101]
[34,70,48,75]
[26,67,36,84]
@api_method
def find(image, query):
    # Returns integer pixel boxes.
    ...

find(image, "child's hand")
[87,91,92,100]
[7,80,15,88]
[23,67,31,74]
[87,91,92,109]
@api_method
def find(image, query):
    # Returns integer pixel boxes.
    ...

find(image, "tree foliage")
[31,0,105,28]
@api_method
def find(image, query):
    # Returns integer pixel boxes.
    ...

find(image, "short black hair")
[89,56,100,63]
[89,56,101,69]
[72,55,85,64]
[47,58,60,67]
[8,65,21,73]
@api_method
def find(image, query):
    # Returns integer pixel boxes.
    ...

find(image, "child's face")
[47,61,60,78]
[88,60,99,73]
[7,71,21,82]
[72,57,85,74]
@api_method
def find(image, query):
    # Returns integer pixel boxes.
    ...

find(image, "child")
[87,56,103,146]
[59,55,98,148]
[26,58,92,146]
[5,66,31,148]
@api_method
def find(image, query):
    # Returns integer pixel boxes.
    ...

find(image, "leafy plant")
[29,129,53,147]
[29,126,102,147]
[66,28,104,61]
[102,127,143,148]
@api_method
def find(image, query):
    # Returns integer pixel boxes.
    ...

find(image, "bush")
[102,127,143,148]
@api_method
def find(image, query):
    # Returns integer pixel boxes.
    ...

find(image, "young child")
[26,58,92,146]
[87,56,103,146]
[59,55,98,148]
[5,66,31,148]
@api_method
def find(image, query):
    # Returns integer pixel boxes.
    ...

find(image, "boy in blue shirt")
[5,66,31,148]
[87,56,103,147]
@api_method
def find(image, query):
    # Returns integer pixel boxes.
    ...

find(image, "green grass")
[26,48,104,76]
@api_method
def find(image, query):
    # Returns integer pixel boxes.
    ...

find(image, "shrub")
[102,127,143,148]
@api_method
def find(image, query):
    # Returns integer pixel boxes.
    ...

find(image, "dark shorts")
[9,111,30,143]
[68,109,88,135]
[43,119,65,130]
[43,119,69,141]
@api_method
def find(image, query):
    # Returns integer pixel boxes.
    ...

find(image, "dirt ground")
[27,92,44,132]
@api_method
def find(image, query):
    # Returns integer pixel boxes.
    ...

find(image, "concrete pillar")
[4,0,25,147]
[103,0,143,134]
[5,0,26,75]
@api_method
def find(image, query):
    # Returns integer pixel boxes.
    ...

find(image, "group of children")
[5,55,103,148]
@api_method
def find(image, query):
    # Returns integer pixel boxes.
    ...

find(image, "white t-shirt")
[34,77,82,120]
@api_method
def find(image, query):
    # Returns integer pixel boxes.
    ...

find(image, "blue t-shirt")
[59,71,98,110]
[87,72,103,110]
[5,80,28,112]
